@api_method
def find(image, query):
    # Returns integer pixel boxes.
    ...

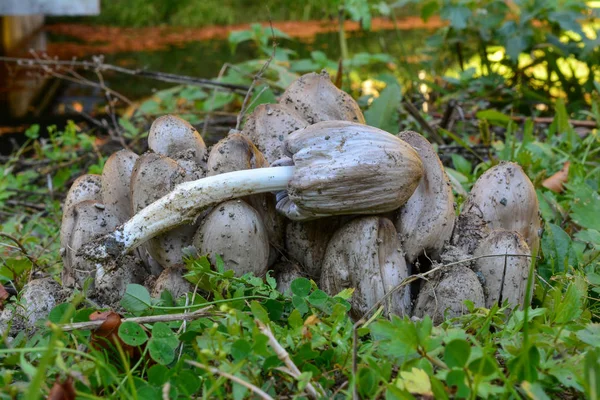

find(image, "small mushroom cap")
[206,133,268,176]
[285,217,346,278]
[473,230,532,309]
[62,200,121,288]
[19,278,66,330]
[320,216,411,319]
[60,174,103,251]
[273,261,305,295]
[413,265,485,325]
[151,266,193,298]
[130,152,196,268]
[242,103,309,164]
[452,162,541,254]
[395,131,456,262]
[148,114,207,168]
[194,200,269,277]
[280,71,365,124]
[279,121,424,220]
[101,149,139,223]
[95,255,148,307]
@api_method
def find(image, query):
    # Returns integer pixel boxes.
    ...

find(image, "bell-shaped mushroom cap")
[130,152,196,268]
[62,200,121,289]
[151,266,193,298]
[320,216,411,319]
[280,70,365,124]
[473,230,532,309]
[193,200,269,277]
[95,255,148,307]
[206,133,269,176]
[101,149,139,223]
[273,261,305,295]
[285,217,345,278]
[148,114,207,167]
[413,265,485,325]
[60,174,103,251]
[242,103,308,164]
[395,131,456,262]
[278,121,424,220]
[452,162,540,254]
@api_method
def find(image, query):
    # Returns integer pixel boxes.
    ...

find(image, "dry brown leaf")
[47,376,75,400]
[0,283,9,310]
[542,161,570,193]
[89,311,138,358]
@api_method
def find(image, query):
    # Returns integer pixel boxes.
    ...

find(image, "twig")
[431,112,597,128]
[235,18,277,131]
[255,319,323,399]
[59,306,216,331]
[0,233,42,272]
[0,56,250,94]
[185,360,275,400]
[402,100,444,144]
[5,200,46,211]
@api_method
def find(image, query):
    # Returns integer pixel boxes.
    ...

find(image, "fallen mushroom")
[413,265,485,325]
[242,103,308,164]
[473,230,532,309]
[193,200,269,277]
[79,121,423,268]
[320,216,411,319]
[452,162,541,254]
[280,70,365,124]
[394,131,456,262]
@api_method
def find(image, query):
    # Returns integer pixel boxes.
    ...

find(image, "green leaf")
[569,184,600,231]
[147,365,170,386]
[553,283,583,324]
[444,339,471,368]
[148,322,179,365]
[451,154,471,177]
[121,284,152,313]
[358,367,378,398]
[521,381,551,400]
[505,36,527,61]
[446,369,470,398]
[290,278,312,298]
[440,5,471,30]
[577,323,600,347]
[476,109,511,126]
[231,339,252,361]
[48,303,75,324]
[307,289,328,306]
[364,82,402,134]
[421,1,439,21]
[118,321,148,347]
[250,300,270,323]
[584,349,600,400]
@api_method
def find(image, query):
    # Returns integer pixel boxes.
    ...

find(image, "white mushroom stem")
[79,166,295,266]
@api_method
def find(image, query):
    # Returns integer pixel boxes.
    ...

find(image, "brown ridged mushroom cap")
[242,103,308,164]
[320,216,411,319]
[60,174,103,251]
[277,121,424,220]
[413,265,485,325]
[280,70,365,124]
[101,149,139,223]
[395,131,456,262]
[193,200,269,277]
[206,133,268,176]
[473,230,532,310]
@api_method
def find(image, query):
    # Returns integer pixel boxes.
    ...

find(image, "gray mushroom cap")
[473,230,532,310]
[277,121,424,220]
[413,265,485,325]
[193,200,269,277]
[60,174,103,251]
[320,216,411,319]
[151,266,193,299]
[206,133,269,176]
[273,261,305,295]
[148,114,208,167]
[395,131,456,262]
[452,162,541,254]
[280,70,365,124]
[101,149,139,223]
[242,103,309,164]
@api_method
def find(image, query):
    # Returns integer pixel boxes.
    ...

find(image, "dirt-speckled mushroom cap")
[452,162,541,254]
[130,152,196,268]
[273,261,305,295]
[193,200,269,277]
[242,103,308,164]
[285,217,346,278]
[151,266,193,299]
[320,216,411,319]
[395,131,456,262]
[206,133,269,176]
[473,230,532,310]
[413,265,485,325]
[62,200,121,289]
[148,114,207,168]
[277,121,424,220]
[60,174,103,251]
[101,149,139,223]
[280,71,365,124]
[95,255,148,307]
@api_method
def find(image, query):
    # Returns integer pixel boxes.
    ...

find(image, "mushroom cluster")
[62,71,540,323]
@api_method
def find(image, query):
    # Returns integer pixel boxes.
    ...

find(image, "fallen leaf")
[47,376,75,400]
[543,162,570,193]
[89,311,138,359]
[0,283,9,310]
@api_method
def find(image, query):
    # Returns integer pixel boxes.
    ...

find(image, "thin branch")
[255,319,323,399]
[0,233,42,271]
[185,360,275,400]
[402,100,445,144]
[59,306,216,331]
